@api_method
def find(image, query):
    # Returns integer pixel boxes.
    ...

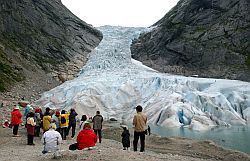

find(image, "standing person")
[26,112,36,145]
[34,108,42,137]
[41,123,62,157]
[11,105,22,137]
[66,108,78,138]
[59,110,69,140]
[79,115,87,130]
[43,108,52,133]
[23,104,31,120]
[121,125,130,150]
[69,122,97,150]
[133,105,147,152]
[52,111,61,133]
[92,111,103,143]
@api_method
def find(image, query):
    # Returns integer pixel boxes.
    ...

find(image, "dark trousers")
[35,126,40,137]
[133,131,145,152]
[67,122,76,138]
[60,127,67,140]
[94,129,102,143]
[13,124,19,135]
[27,134,34,145]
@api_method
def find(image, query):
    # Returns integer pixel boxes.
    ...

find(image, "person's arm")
[133,115,136,126]
[18,111,22,118]
[48,116,52,123]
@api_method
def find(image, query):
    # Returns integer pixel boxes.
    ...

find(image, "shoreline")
[102,121,250,160]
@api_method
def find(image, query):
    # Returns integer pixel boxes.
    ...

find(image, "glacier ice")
[35,26,250,131]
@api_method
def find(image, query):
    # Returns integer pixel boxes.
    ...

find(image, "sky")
[61,0,179,27]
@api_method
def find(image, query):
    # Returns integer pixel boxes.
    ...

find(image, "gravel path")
[0,126,214,161]
[1,123,250,161]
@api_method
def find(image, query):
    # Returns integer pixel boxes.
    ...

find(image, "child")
[121,125,130,150]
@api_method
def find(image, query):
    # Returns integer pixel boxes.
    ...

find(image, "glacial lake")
[149,125,250,154]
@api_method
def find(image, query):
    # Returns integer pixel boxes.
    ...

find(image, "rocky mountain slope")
[0,0,102,94]
[131,0,250,81]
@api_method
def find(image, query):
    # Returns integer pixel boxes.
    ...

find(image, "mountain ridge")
[131,0,250,81]
[0,0,102,93]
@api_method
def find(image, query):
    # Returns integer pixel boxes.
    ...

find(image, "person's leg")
[60,128,63,138]
[94,129,98,136]
[133,131,139,151]
[71,122,76,138]
[66,123,72,136]
[31,135,34,145]
[98,130,102,143]
[28,134,32,145]
[35,126,39,137]
[13,125,19,135]
[139,132,146,152]
[63,127,67,140]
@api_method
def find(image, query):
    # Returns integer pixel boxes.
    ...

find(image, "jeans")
[133,131,145,152]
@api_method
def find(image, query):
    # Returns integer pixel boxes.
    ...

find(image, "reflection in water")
[149,124,250,154]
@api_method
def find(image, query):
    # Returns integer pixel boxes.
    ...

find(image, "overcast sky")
[61,0,179,27]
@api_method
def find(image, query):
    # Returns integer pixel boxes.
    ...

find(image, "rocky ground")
[0,68,60,122]
[0,121,249,161]
[0,75,250,161]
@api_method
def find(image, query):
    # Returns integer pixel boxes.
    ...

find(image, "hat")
[121,125,128,130]
[55,111,60,116]
[35,107,41,113]
[14,106,19,110]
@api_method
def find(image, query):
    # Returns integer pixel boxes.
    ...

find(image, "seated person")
[69,122,97,150]
[41,123,62,154]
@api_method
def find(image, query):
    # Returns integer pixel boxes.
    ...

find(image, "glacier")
[35,26,250,131]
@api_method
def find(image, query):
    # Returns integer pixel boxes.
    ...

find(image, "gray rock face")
[0,0,102,92]
[131,0,250,81]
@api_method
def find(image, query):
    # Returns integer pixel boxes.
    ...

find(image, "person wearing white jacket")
[41,123,62,156]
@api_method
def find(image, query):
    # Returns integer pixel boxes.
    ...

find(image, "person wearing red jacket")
[11,105,23,137]
[69,122,97,150]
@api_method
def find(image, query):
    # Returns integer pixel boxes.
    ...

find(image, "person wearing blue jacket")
[66,108,78,138]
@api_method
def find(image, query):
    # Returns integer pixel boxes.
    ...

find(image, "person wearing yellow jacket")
[59,110,69,140]
[43,109,52,133]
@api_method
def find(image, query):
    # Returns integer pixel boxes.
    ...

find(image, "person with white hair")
[41,123,62,155]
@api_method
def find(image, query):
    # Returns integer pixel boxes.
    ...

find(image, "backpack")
[61,116,66,124]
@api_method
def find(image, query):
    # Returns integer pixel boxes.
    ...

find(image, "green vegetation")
[0,41,25,92]
[195,26,207,32]
[246,55,250,67]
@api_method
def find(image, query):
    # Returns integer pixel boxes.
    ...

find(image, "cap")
[14,106,19,110]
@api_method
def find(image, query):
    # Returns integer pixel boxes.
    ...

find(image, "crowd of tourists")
[8,102,148,157]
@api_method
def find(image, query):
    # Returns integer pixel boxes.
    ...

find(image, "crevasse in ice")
[35,26,250,131]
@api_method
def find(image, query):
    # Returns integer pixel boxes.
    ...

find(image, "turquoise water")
[149,125,250,154]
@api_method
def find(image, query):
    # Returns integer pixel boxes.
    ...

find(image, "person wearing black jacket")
[66,108,78,138]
